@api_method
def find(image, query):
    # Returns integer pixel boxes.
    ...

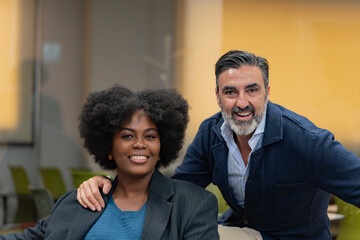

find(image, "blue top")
[85,196,146,240]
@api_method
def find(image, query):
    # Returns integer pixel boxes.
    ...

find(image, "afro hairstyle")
[78,85,189,170]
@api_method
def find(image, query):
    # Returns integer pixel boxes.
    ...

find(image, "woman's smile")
[129,155,149,164]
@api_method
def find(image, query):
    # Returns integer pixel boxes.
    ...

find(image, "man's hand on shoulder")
[77,175,112,211]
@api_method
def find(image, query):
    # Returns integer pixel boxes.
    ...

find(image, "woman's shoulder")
[55,189,77,204]
[170,178,217,201]
[168,178,219,221]
[50,189,82,214]
[150,170,217,207]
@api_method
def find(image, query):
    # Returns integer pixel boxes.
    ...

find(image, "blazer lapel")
[211,121,242,214]
[65,207,103,239]
[262,101,283,147]
[141,170,174,240]
[66,182,116,239]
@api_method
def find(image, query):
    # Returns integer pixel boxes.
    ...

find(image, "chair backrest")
[8,165,36,223]
[8,166,31,195]
[30,187,54,220]
[39,167,67,201]
[335,197,360,240]
[70,169,111,188]
[206,183,229,218]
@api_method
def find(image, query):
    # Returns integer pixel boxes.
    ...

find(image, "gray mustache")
[232,105,255,113]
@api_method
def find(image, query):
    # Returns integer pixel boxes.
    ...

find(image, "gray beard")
[221,99,268,136]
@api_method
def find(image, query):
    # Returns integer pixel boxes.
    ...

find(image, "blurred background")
[0,0,359,234]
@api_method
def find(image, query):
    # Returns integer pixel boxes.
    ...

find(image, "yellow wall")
[0,0,35,143]
[177,0,360,147]
[175,0,224,142]
[0,0,20,129]
[222,0,360,146]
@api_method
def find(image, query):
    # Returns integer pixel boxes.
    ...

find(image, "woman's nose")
[133,140,147,149]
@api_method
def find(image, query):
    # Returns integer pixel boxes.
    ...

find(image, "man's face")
[216,65,270,136]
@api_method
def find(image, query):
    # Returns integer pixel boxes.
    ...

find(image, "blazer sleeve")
[183,192,219,240]
[310,129,360,207]
[172,120,214,188]
[0,191,73,240]
[0,214,50,240]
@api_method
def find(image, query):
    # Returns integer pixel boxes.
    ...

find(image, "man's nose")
[236,93,249,109]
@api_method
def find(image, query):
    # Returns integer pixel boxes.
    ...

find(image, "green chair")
[70,169,112,188]
[334,197,360,240]
[8,166,36,224]
[206,183,229,218]
[30,187,54,220]
[0,228,24,235]
[39,167,67,202]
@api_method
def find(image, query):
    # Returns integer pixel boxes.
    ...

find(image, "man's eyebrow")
[245,83,260,88]
[221,86,237,91]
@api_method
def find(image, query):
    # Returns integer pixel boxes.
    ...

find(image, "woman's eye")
[121,134,134,139]
[145,134,156,140]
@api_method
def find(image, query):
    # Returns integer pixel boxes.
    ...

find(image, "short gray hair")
[215,50,269,90]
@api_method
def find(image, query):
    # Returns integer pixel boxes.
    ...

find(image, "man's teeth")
[235,112,251,117]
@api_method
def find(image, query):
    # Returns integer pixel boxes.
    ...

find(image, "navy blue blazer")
[173,101,360,239]
[1,170,219,240]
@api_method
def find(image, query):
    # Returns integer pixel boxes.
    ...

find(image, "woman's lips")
[129,155,148,164]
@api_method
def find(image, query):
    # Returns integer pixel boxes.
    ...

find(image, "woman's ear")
[108,153,113,160]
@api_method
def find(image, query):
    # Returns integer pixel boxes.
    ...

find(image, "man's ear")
[215,87,221,108]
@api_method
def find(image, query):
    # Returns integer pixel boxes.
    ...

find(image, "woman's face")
[111,110,160,179]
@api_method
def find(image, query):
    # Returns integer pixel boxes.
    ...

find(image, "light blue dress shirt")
[221,114,266,206]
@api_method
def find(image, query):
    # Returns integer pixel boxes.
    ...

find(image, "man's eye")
[225,90,235,95]
[247,88,258,93]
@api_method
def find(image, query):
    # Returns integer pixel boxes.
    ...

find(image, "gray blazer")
[1,170,219,240]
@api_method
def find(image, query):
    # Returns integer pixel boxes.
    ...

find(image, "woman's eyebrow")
[119,128,158,133]
[119,127,135,132]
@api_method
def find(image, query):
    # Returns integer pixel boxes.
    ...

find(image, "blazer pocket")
[272,181,312,216]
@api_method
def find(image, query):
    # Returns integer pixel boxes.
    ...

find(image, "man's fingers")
[88,177,106,210]
[76,190,86,208]
[76,176,112,211]
[102,179,112,195]
[77,182,97,211]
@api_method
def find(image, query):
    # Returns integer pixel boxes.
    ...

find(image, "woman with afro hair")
[0,85,219,240]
